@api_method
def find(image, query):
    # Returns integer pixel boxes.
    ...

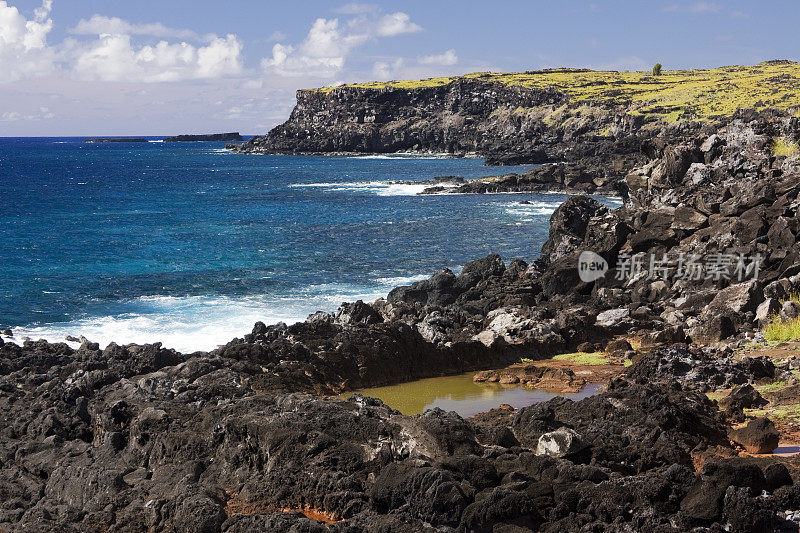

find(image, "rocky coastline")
[6,73,800,530]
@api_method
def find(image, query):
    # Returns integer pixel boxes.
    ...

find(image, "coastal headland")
[5,63,800,531]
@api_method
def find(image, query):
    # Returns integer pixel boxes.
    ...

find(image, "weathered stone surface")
[729,417,780,454]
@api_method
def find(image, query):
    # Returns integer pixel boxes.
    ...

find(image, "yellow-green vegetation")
[705,390,729,402]
[316,61,800,125]
[747,404,800,421]
[551,352,608,365]
[771,136,800,157]
[519,357,534,364]
[765,319,800,342]
[623,359,633,368]
[756,380,789,394]
[763,292,800,342]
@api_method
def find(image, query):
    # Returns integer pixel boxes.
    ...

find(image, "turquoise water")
[0,138,620,351]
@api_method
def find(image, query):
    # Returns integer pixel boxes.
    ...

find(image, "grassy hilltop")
[317,60,800,125]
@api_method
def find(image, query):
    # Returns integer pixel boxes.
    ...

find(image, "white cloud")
[72,33,243,82]
[267,30,287,42]
[0,0,56,82]
[372,58,404,79]
[375,12,421,37]
[418,49,457,66]
[333,3,378,15]
[730,10,749,19]
[69,15,199,39]
[263,10,421,77]
[690,2,721,12]
[663,2,721,13]
[1,105,54,121]
[262,18,360,77]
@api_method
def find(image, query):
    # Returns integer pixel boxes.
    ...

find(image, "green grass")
[519,358,534,364]
[551,352,608,365]
[747,404,800,420]
[756,380,789,394]
[765,319,800,342]
[772,136,800,157]
[705,390,729,402]
[313,61,800,125]
[762,292,800,342]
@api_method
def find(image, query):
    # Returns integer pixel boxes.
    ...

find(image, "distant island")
[164,132,243,142]
[85,137,149,143]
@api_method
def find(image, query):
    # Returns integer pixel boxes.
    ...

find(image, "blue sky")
[1,0,797,135]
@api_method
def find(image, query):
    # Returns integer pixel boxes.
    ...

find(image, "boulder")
[594,308,630,327]
[718,385,767,420]
[535,427,587,458]
[335,300,384,325]
[755,298,781,324]
[640,326,686,349]
[781,300,800,321]
[764,463,794,492]
[604,338,633,354]
[729,418,780,454]
[689,315,736,345]
[672,205,708,231]
[705,280,764,316]
[541,196,606,263]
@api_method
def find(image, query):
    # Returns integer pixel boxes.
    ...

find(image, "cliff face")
[232,77,647,165]
[231,62,800,168]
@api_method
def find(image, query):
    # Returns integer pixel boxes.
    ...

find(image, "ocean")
[0,137,621,352]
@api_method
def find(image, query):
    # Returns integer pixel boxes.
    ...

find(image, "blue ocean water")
[0,138,620,351]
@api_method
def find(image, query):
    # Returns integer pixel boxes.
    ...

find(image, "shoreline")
[7,92,800,530]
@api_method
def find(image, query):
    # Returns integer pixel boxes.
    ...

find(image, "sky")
[0,0,797,136]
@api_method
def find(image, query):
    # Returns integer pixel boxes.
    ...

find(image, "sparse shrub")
[652,63,662,76]
[763,292,800,342]
[771,136,800,157]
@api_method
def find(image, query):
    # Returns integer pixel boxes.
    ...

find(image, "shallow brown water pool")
[342,372,603,417]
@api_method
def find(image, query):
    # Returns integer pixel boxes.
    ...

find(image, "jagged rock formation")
[2,338,798,531]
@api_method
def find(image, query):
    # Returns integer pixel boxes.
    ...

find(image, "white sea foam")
[347,153,457,159]
[289,181,428,196]
[503,200,561,218]
[149,140,164,143]
[374,274,429,286]
[6,275,432,353]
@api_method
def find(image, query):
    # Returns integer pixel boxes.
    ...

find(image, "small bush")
[772,136,800,157]
[764,318,800,342]
[652,63,662,76]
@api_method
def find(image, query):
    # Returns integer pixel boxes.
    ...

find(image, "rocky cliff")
[230,61,800,176]
[230,75,650,170]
